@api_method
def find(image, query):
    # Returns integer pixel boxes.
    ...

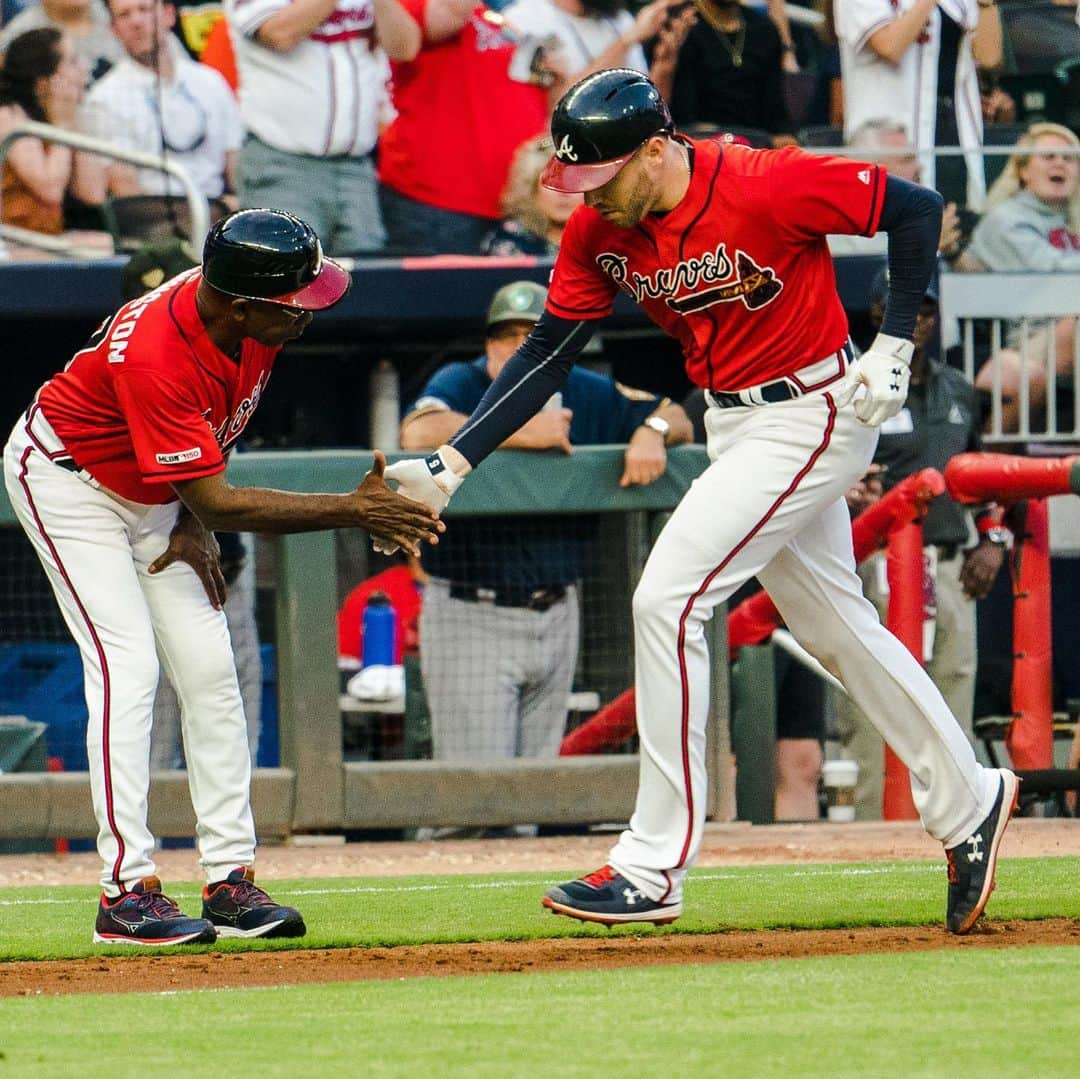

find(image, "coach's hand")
[356,452,445,557]
[149,509,226,609]
[836,335,914,427]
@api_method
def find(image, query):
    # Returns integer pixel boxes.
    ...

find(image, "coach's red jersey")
[37,269,278,504]
[547,139,885,390]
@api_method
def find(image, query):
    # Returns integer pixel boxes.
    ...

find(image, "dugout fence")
[0,446,734,840]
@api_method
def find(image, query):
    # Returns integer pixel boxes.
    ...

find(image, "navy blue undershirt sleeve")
[875,174,944,341]
[448,311,595,467]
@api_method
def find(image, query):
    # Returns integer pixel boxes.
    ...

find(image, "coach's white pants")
[609,390,1000,904]
[4,416,255,894]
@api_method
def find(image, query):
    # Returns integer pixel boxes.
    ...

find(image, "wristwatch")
[643,415,671,442]
[983,526,1012,549]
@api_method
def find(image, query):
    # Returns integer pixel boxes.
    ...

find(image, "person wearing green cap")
[399,280,691,818]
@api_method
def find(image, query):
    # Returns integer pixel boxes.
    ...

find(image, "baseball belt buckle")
[526,588,563,612]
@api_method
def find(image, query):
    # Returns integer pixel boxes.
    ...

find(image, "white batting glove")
[383,449,464,514]
[835,334,914,427]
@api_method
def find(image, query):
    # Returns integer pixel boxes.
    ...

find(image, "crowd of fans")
[0,1,1078,263]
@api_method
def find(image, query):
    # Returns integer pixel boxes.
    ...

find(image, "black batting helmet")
[202,208,351,310]
[541,69,674,193]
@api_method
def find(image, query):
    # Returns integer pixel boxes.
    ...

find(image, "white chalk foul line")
[0,863,938,908]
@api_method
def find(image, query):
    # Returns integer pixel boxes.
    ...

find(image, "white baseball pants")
[609,389,1000,904]
[4,413,255,894]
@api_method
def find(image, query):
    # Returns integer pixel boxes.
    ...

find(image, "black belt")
[935,543,960,561]
[709,381,797,408]
[448,583,567,612]
[708,341,854,409]
[55,457,81,473]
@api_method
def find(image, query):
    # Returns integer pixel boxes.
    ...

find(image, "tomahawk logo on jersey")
[547,140,884,391]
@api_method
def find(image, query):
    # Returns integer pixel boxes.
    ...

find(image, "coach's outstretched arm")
[385,312,595,509]
[836,174,944,427]
[173,452,444,555]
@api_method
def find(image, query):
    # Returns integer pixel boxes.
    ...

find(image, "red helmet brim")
[540,151,635,193]
[266,256,351,310]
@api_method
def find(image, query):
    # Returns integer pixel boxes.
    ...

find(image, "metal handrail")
[0,120,209,258]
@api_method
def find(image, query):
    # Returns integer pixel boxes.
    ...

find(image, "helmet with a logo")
[540,69,674,194]
[202,208,351,310]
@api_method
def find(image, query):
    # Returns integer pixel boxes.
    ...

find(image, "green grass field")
[2,857,1078,1077]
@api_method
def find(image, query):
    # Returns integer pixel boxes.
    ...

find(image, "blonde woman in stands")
[962,123,1080,431]
[0,27,108,253]
[482,135,582,257]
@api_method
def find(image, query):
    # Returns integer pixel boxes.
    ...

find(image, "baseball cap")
[202,209,351,311]
[486,281,547,329]
[541,69,674,193]
[869,265,938,310]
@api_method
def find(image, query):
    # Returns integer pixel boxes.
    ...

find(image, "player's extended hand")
[620,425,668,487]
[835,335,914,427]
[149,510,226,609]
[355,452,446,557]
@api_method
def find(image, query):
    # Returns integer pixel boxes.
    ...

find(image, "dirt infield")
[2,819,1077,997]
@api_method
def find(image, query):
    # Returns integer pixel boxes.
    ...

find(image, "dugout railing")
[0,445,733,841]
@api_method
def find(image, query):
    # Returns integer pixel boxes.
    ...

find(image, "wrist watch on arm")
[642,414,671,443]
[982,526,1012,550]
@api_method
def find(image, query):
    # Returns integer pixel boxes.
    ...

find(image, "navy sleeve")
[449,311,595,466]
[876,174,944,340]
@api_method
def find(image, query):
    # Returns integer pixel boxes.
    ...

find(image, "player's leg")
[135,505,303,938]
[543,394,870,923]
[133,504,255,883]
[517,587,580,759]
[4,438,162,895]
[758,498,1015,932]
[418,580,520,761]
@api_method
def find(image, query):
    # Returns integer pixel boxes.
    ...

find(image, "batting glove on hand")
[835,334,914,427]
[383,450,463,514]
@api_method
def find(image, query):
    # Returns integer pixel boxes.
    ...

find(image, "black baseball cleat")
[202,867,306,939]
[93,876,217,946]
[541,864,682,926]
[945,769,1020,935]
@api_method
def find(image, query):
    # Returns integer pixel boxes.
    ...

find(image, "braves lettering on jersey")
[547,140,884,390]
[36,269,277,504]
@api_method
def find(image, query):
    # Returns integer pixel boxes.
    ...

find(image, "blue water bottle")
[362,591,396,667]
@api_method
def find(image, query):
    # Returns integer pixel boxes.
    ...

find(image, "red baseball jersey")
[37,269,278,504]
[547,139,885,390]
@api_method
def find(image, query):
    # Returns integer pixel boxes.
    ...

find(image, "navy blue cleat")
[93,876,217,946]
[541,864,682,926]
[945,769,1020,935]
[202,867,306,939]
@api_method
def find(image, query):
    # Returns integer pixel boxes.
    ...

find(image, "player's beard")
[607,177,655,229]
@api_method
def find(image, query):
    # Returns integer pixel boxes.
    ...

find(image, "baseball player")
[384,70,1018,936]
[3,209,442,946]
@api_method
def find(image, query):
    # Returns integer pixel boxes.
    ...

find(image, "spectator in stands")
[835,269,1009,819]
[481,134,582,256]
[827,118,962,260]
[500,0,672,82]
[649,0,797,147]
[224,0,395,255]
[963,122,1080,432]
[81,0,244,207]
[399,280,691,782]
[835,0,1004,211]
[0,0,125,83]
[376,0,559,254]
[0,27,107,237]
